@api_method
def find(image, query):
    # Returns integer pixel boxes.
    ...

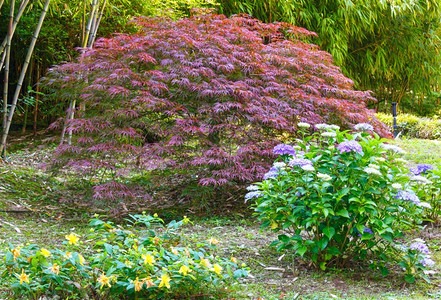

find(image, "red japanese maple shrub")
[44,14,390,205]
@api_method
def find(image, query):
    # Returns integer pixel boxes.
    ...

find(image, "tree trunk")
[67,99,76,145]
[2,0,14,133]
[59,98,73,145]
[0,0,51,157]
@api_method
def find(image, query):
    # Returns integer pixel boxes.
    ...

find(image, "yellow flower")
[133,277,143,292]
[143,277,155,288]
[79,254,85,265]
[158,274,171,289]
[178,265,191,276]
[11,248,20,259]
[182,216,190,224]
[133,240,138,251]
[142,254,155,266]
[153,213,158,218]
[49,263,61,275]
[97,273,111,289]
[64,252,72,259]
[208,237,220,245]
[231,256,237,264]
[200,257,212,268]
[15,269,30,284]
[170,247,178,255]
[211,264,223,275]
[65,233,80,245]
[40,248,51,257]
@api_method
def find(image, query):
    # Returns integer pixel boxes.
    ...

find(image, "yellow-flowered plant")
[142,254,155,266]
[2,214,248,299]
[40,248,51,257]
[65,233,80,245]
[158,274,171,289]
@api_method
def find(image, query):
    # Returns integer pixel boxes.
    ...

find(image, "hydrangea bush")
[249,123,434,282]
[410,164,441,222]
[2,214,247,298]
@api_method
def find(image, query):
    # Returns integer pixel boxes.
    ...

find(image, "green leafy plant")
[2,214,247,299]
[249,122,433,281]
[376,112,441,139]
[410,165,441,223]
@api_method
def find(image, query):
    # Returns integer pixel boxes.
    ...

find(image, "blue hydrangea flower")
[244,191,263,202]
[337,140,363,155]
[410,164,434,175]
[394,189,421,205]
[273,144,296,156]
[288,158,313,168]
[409,241,430,255]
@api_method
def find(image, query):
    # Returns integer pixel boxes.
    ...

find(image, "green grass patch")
[390,138,441,165]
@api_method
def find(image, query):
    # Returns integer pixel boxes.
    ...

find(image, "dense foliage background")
[218,0,441,114]
[2,0,441,139]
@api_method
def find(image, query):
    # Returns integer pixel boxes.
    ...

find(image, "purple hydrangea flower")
[288,158,313,168]
[263,170,279,180]
[410,164,434,175]
[273,144,296,156]
[420,257,435,268]
[244,191,263,202]
[354,123,374,131]
[357,227,373,237]
[337,140,363,155]
[363,227,373,234]
[409,241,430,255]
[394,189,421,205]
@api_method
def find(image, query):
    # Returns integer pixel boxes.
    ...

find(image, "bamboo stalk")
[61,0,98,145]
[33,65,40,136]
[82,0,98,48]
[2,0,14,133]
[0,0,51,157]
[0,0,4,11]
[22,58,34,134]
[88,0,107,48]
[88,0,99,46]
[81,0,87,46]
[0,0,30,71]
